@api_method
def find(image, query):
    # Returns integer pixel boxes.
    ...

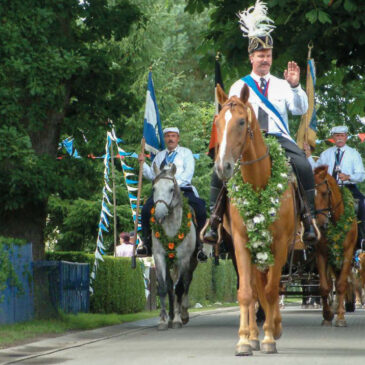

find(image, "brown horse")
[214,84,298,355]
[314,166,357,326]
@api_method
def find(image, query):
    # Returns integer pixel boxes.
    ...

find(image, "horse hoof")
[157,322,169,331]
[172,322,183,329]
[181,316,189,325]
[274,330,282,340]
[335,319,347,327]
[249,339,260,351]
[321,320,332,327]
[261,342,277,354]
[235,344,253,356]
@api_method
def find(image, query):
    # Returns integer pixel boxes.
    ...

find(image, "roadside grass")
[0,303,238,349]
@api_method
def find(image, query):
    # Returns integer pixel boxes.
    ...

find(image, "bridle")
[153,174,179,211]
[222,101,270,168]
[315,179,341,226]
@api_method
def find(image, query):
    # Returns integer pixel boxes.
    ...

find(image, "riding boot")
[196,234,208,262]
[136,228,152,257]
[302,189,319,245]
[203,185,227,245]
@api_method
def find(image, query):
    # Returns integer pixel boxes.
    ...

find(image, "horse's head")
[314,165,337,229]
[214,84,256,180]
[152,163,181,223]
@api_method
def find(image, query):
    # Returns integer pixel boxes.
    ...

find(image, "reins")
[315,179,342,223]
[153,174,179,211]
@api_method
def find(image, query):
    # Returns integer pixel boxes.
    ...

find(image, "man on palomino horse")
[136,127,208,262]
[204,0,319,246]
[305,125,365,248]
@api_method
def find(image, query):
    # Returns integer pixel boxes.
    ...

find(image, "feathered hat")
[238,0,275,54]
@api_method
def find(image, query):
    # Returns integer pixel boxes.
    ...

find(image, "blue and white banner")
[143,72,165,157]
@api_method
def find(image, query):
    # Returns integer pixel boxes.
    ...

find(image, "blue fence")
[0,242,34,325]
[33,261,90,314]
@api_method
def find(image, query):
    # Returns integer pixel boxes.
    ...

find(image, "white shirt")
[115,244,134,257]
[229,72,308,141]
[142,145,199,196]
[308,144,365,184]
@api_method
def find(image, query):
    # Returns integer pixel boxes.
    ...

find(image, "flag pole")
[304,42,313,146]
[131,137,146,269]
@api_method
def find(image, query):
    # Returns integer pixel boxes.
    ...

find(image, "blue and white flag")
[143,72,165,157]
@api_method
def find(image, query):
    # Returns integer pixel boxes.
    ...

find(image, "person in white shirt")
[204,0,318,245]
[115,232,134,257]
[306,125,365,246]
[136,127,207,261]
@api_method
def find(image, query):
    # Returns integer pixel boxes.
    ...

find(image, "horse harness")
[223,100,270,169]
[315,179,342,226]
[153,174,179,212]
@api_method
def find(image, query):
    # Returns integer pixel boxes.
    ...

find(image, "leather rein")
[153,174,179,211]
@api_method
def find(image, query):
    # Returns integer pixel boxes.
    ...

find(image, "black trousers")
[210,135,315,194]
[141,187,207,236]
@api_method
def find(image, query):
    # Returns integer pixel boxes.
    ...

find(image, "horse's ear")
[153,162,160,176]
[240,84,250,104]
[170,163,177,176]
[216,83,228,106]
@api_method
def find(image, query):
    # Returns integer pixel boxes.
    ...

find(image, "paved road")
[1,306,365,365]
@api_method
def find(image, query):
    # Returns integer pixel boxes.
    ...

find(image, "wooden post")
[110,132,118,256]
[132,137,146,269]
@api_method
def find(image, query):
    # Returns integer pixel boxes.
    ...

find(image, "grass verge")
[0,303,238,349]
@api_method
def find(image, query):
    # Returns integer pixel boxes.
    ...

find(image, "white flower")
[280,173,288,179]
[252,241,263,248]
[270,197,279,205]
[253,214,265,224]
[245,221,255,231]
[257,252,268,262]
[269,207,276,216]
[277,183,284,190]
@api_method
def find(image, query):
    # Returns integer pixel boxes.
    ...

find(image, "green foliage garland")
[326,187,356,271]
[150,195,193,265]
[227,136,290,271]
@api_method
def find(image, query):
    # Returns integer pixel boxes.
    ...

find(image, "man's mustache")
[260,62,270,66]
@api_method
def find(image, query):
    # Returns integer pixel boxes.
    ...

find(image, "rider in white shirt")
[306,125,365,247]
[137,127,207,261]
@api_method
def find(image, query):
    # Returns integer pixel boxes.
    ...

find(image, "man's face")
[249,49,272,76]
[333,133,348,148]
[164,132,179,151]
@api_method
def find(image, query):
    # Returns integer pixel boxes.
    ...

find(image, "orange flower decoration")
[150,207,155,214]
[155,232,160,238]
[150,217,155,223]
[187,212,192,219]
[168,253,175,259]
[187,221,191,227]
[168,243,175,250]
[178,233,185,240]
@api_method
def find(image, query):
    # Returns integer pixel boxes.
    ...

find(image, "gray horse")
[151,164,198,330]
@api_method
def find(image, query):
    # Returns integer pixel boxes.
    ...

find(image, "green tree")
[0,0,141,260]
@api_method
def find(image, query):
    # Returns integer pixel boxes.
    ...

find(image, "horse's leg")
[317,250,334,325]
[154,253,169,330]
[248,272,260,351]
[258,266,281,354]
[233,232,253,356]
[172,275,183,329]
[334,246,354,327]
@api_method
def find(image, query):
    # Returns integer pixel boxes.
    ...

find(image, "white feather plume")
[238,0,275,38]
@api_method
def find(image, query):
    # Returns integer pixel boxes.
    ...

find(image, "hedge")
[188,259,237,306]
[46,252,146,314]
[46,252,238,312]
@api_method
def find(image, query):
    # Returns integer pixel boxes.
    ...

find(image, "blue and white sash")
[242,75,294,143]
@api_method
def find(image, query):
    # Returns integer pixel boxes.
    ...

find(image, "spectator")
[115,232,134,257]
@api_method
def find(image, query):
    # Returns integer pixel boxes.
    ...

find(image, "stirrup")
[136,244,152,257]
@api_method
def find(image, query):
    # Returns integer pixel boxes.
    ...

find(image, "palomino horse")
[314,166,357,326]
[214,84,298,355]
[151,164,198,330]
